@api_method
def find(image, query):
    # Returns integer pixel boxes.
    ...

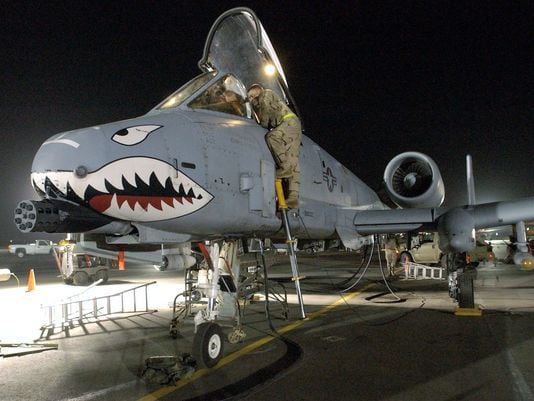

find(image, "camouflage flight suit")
[253,89,301,208]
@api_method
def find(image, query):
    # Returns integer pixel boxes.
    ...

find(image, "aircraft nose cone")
[32,128,108,173]
[31,128,110,198]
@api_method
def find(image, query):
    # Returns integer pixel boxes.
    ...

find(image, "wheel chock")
[454,306,482,317]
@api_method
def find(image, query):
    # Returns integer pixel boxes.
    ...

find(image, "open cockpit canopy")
[156,7,299,118]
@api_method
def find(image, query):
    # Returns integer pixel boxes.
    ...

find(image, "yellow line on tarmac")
[138,283,374,401]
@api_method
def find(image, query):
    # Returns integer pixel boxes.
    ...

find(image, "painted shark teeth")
[31,171,72,197]
[30,157,213,222]
[105,170,125,191]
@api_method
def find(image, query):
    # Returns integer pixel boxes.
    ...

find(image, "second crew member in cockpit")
[247,84,301,208]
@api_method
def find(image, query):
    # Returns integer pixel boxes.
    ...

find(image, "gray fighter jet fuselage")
[24,103,382,245]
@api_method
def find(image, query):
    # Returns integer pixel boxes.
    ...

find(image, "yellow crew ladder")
[275,179,306,319]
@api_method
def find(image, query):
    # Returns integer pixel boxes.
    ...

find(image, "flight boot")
[286,190,299,209]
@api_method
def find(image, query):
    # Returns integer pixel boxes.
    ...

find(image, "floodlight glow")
[264,63,276,76]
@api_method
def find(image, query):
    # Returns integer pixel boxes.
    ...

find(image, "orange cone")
[26,268,36,292]
[118,250,125,271]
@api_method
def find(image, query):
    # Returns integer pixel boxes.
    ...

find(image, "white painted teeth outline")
[155,166,170,188]
[106,171,125,191]
[30,157,214,222]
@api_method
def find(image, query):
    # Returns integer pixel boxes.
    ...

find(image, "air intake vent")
[383,152,445,208]
[391,160,432,197]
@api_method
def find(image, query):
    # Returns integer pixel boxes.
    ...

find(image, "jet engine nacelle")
[383,152,445,209]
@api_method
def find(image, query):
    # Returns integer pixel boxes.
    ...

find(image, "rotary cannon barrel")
[14,199,111,233]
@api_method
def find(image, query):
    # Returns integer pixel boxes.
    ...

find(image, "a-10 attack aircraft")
[13,7,534,366]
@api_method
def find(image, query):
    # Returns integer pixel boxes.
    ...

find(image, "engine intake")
[384,152,445,208]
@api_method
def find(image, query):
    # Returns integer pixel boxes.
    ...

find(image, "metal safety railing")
[41,281,156,329]
[404,262,445,280]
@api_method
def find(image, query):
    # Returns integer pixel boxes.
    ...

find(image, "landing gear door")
[198,7,301,119]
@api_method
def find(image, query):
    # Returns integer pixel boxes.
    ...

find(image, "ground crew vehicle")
[400,232,489,266]
[8,239,54,258]
[54,243,110,285]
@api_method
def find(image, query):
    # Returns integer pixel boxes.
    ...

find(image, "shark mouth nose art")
[31,157,213,222]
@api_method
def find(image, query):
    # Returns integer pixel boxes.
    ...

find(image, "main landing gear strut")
[445,252,482,316]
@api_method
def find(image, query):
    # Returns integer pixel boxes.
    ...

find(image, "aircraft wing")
[352,207,437,234]
[345,196,534,253]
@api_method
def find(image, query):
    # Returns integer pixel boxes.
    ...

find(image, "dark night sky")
[1,1,533,244]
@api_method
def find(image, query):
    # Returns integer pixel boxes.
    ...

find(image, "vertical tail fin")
[466,154,476,206]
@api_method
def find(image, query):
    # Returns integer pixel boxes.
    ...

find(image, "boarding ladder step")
[275,179,306,319]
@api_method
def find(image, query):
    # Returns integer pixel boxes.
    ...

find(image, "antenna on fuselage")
[466,154,476,206]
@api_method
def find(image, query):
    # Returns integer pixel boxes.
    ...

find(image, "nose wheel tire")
[193,323,224,368]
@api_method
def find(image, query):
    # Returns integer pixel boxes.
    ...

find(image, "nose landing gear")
[193,322,225,368]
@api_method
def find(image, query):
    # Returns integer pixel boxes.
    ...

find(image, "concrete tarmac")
[1,251,534,401]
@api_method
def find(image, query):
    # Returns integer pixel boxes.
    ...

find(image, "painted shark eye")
[111,125,162,146]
